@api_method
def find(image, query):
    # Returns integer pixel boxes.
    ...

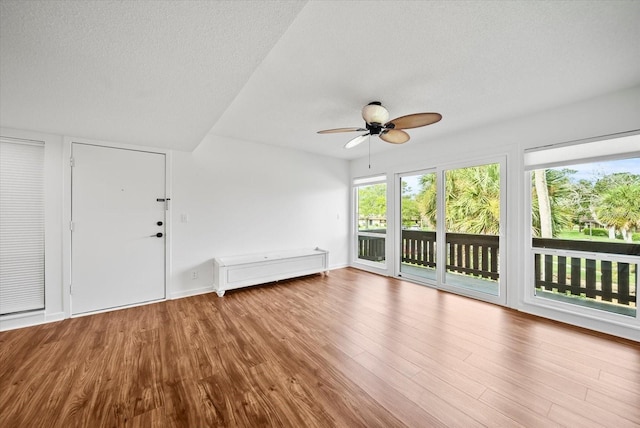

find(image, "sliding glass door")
[399,171,437,281]
[443,162,502,296]
[397,161,505,303]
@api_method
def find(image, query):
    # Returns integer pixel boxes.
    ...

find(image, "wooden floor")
[1,268,639,427]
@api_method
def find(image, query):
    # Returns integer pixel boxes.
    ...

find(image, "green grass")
[556,230,639,243]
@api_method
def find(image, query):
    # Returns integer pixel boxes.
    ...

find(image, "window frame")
[352,174,388,269]
[395,168,439,285]
[523,130,640,328]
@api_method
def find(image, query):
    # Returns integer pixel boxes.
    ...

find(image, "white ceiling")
[2,1,640,160]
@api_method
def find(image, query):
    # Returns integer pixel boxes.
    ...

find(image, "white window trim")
[394,168,438,286]
[352,174,388,272]
[523,131,640,332]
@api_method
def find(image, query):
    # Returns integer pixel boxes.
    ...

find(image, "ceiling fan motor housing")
[366,122,383,135]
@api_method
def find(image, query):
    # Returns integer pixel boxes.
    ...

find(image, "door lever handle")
[150,233,163,238]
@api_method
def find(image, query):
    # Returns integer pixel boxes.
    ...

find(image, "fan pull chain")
[368,134,371,169]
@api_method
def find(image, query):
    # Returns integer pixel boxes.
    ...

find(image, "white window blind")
[524,132,640,170]
[354,174,386,186]
[0,137,45,315]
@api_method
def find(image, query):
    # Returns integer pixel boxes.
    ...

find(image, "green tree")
[416,173,437,229]
[358,183,386,230]
[401,181,421,228]
[531,169,575,237]
[593,173,640,241]
[570,178,596,231]
[445,164,500,234]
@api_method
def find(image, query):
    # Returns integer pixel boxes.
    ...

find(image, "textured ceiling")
[2,1,640,158]
[0,0,305,151]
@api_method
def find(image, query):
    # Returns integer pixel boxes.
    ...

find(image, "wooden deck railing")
[533,238,638,308]
[401,230,436,268]
[358,231,639,309]
[401,231,499,280]
[359,230,500,280]
[446,233,499,280]
[357,234,386,262]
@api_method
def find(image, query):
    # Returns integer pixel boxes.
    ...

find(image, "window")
[443,162,501,296]
[399,171,437,281]
[525,132,639,319]
[354,175,387,265]
[0,137,45,315]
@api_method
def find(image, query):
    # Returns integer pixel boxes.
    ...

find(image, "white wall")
[169,134,350,298]
[350,84,640,340]
[0,129,349,330]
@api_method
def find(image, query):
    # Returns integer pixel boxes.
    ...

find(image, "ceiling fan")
[317,101,442,149]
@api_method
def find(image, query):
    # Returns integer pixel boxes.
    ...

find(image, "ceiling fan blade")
[317,127,366,134]
[386,112,442,130]
[380,129,410,144]
[344,133,369,149]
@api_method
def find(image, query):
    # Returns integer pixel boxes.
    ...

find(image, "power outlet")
[191,271,198,280]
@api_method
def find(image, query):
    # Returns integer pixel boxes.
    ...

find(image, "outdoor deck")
[399,264,499,296]
[359,230,638,317]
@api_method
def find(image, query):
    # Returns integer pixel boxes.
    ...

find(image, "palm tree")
[530,169,575,237]
[416,173,437,229]
[444,164,500,235]
[534,169,552,238]
[594,173,640,241]
[415,166,501,235]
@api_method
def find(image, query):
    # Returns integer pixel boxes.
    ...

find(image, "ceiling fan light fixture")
[344,134,369,149]
[361,101,389,125]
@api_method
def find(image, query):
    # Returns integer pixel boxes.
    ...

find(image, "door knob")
[150,233,163,238]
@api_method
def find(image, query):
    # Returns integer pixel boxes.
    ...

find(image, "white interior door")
[71,143,166,315]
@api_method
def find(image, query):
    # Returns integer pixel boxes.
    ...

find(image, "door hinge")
[69,221,74,231]
[70,157,75,167]
[70,283,73,295]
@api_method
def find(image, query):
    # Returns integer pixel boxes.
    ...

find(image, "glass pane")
[357,182,386,263]
[400,173,436,280]
[444,163,500,296]
[531,157,639,317]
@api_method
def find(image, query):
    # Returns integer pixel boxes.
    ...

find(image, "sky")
[560,157,640,182]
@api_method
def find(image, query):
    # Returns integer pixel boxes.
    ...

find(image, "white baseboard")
[1,311,46,331]
[169,285,215,300]
[328,263,349,271]
[45,311,65,323]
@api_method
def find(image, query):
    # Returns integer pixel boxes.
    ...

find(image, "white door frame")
[61,137,172,318]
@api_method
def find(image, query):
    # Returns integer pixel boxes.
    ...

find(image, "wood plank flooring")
[1,267,639,427]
